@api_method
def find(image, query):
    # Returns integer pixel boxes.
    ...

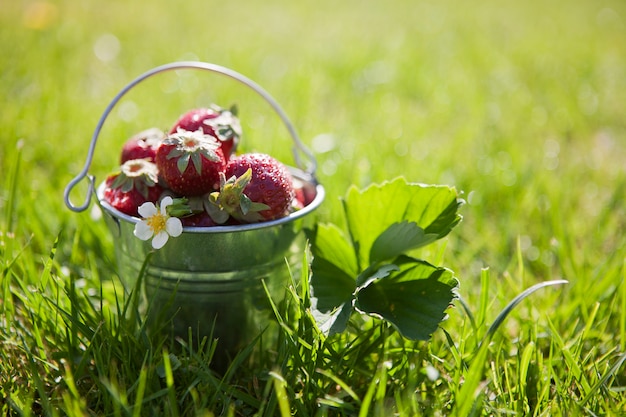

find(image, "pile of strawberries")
[102,104,308,227]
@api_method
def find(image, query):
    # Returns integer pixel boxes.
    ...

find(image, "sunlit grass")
[2,0,626,415]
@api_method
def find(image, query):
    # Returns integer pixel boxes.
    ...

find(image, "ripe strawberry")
[120,127,165,163]
[169,104,241,157]
[180,212,217,227]
[207,153,295,223]
[292,178,316,208]
[103,159,164,216]
[155,129,226,196]
[292,183,305,210]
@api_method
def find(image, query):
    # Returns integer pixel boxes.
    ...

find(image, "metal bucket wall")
[97,169,323,358]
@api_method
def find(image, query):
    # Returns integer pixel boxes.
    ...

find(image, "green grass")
[2,0,626,415]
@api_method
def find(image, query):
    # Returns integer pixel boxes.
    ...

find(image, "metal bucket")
[64,62,325,362]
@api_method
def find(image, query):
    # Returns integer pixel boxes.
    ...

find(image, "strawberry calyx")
[161,197,196,218]
[164,129,221,175]
[109,159,159,199]
[205,169,270,224]
[203,104,241,144]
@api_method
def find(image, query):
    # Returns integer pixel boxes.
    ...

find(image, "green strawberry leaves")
[355,256,457,340]
[307,177,463,341]
[369,221,427,265]
[307,223,358,312]
[344,178,462,267]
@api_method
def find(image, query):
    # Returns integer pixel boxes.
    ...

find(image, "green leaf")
[356,263,399,288]
[306,224,358,313]
[369,221,432,264]
[311,301,353,336]
[354,257,458,340]
[344,177,462,266]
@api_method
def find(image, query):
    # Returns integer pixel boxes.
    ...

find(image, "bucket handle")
[64,61,318,213]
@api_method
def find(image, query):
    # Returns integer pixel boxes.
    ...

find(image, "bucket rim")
[96,167,325,234]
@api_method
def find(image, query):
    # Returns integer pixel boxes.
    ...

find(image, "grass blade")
[482,279,569,345]
[580,352,626,406]
[270,371,291,417]
[162,351,180,417]
[454,279,569,415]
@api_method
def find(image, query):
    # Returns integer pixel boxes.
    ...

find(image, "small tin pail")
[64,62,325,362]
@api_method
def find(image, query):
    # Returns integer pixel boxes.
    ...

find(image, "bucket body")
[63,61,325,366]
[97,168,323,360]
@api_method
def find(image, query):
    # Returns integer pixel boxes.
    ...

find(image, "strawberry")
[207,153,295,223]
[169,104,241,157]
[292,183,305,210]
[180,212,217,227]
[155,129,226,196]
[103,159,164,216]
[120,127,165,163]
[292,178,316,208]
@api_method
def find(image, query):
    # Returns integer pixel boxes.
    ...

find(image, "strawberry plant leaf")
[308,256,354,315]
[369,221,432,264]
[311,301,353,336]
[307,178,463,340]
[307,224,358,312]
[356,263,399,288]
[354,257,457,340]
[343,177,462,266]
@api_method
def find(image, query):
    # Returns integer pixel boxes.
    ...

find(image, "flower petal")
[134,221,154,240]
[166,217,183,237]
[160,196,174,215]
[152,231,169,249]
[138,202,158,218]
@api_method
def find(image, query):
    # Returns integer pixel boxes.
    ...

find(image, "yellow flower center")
[147,213,167,234]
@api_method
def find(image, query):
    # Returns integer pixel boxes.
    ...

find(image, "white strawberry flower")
[133,196,183,249]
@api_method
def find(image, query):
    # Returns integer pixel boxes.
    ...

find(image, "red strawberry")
[155,129,226,196]
[292,178,316,208]
[207,153,295,223]
[180,212,217,227]
[120,127,165,163]
[103,159,164,216]
[292,184,305,210]
[169,104,241,157]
